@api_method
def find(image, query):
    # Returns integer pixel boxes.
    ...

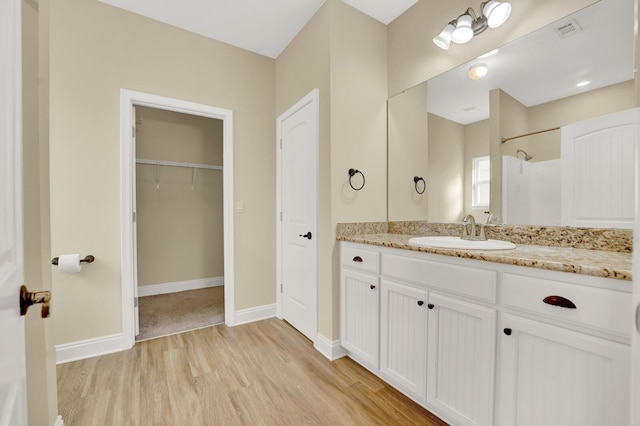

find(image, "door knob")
[20,285,51,318]
[299,232,312,240]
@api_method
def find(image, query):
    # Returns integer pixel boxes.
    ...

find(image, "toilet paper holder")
[51,255,95,266]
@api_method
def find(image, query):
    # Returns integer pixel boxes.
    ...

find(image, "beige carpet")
[137,286,224,341]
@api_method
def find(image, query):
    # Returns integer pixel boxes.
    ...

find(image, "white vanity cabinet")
[499,273,631,426]
[426,293,496,426]
[339,241,632,426]
[379,278,429,402]
[340,245,381,371]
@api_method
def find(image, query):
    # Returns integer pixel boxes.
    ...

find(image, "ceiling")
[427,0,635,125]
[98,0,418,58]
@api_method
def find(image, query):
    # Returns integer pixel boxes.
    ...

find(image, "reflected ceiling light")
[576,80,591,87]
[468,63,488,80]
[433,1,511,50]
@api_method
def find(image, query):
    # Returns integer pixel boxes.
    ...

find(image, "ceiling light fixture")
[468,63,488,80]
[433,1,512,50]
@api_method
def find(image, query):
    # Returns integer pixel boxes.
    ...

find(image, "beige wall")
[135,107,224,286]
[50,0,275,345]
[276,2,333,338]
[388,0,598,96]
[22,0,58,424]
[427,113,465,222]
[525,80,636,161]
[329,0,388,338]
[387,81,428,221]
[276,0,387,339]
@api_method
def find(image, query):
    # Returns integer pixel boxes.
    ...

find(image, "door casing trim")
[120,89,235,347]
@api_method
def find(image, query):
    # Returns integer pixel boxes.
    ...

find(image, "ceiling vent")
[554,19,582,38]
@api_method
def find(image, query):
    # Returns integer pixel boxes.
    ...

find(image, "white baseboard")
[138,276,223,297]
[233,303,276,326]
[55,333,130,365]
[314,333,347,361]
[54,415,64,426]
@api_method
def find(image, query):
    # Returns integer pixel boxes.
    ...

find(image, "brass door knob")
[19,285,51,318]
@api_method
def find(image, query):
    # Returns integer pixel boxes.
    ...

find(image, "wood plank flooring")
[57,318,448,425]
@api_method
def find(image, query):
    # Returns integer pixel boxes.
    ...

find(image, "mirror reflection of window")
[472,156,490,209]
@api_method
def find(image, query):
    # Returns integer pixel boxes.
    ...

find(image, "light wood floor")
[57,318,448,425]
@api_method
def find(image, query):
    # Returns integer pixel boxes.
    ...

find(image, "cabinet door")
[500,314,630,426]
[380,279,428,402]
[427,293,496,426]
[340,269,380,370]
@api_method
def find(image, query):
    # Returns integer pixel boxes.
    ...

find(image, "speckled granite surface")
[336,222,388,238]
[387,221,632,253]
[337,233,632,281]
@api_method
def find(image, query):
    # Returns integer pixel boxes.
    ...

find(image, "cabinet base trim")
[314,333,347,361]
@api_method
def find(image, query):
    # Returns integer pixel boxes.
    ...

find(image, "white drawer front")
[502,273,631,336]
[381,254,496,303]
[341,245,380,274]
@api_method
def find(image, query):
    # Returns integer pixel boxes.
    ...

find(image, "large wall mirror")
[387,0,636,228]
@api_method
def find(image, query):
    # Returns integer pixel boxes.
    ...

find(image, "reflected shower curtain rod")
[136,158,223,170]
[501,126,561,144]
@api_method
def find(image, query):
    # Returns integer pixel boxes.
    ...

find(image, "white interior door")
[132,106,139,336]
[631,106,640,425]
[278,90,318,342]
[0,0,28,423]
[561,108,639,228]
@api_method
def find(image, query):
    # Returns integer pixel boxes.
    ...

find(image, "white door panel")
[279,90,318,342]
[561,108,639,228]
[0,0,28,423]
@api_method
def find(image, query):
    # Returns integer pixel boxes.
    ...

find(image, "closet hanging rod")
[501,126,560,144]
[136,158,223,171]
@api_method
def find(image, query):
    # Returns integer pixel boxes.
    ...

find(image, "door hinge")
[280,283,283,293]
[280,211,282,222]
[280,139,282,149]
[134,296,138,307]
[132,126,136,137]
[132,211,136,223]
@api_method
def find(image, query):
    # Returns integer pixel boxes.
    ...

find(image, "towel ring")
[414,176,426,194]
[348,169,365,191]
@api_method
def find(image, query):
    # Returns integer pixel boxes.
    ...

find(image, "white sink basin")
[408,236,516,250]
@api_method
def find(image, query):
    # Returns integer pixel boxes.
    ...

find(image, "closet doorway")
[134,106,224,341]
[120,90,234,347]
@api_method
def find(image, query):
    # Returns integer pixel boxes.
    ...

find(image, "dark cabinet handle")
[504,328,512,336]
[427,303,435,309]
[352,256,363,263]
[543,295,577,309]
[299,232,312,240]
[417,300,424,306]
[370,285,376,290]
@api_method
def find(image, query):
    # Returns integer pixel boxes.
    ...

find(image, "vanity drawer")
[502,273,631,336]
[341,245,380,274]
[381,254,496,303]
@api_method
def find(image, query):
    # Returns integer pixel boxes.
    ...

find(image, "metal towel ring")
[348,169,365,191]
[414,176,426,194]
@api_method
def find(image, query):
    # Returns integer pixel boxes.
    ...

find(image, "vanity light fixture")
[468,63,488,80]
[433,1,512,50]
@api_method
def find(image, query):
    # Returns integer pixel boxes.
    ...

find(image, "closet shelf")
[136,158,223,171]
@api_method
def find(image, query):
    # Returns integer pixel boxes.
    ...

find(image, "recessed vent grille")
[554,19,582,38]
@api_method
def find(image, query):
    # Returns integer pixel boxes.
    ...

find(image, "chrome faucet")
[461,214,476,240]
[486,212,501,225]
[462,214,488,241]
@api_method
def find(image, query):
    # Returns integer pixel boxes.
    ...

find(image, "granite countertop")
[338,233,632,281]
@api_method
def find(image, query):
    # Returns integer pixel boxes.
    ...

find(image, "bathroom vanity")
[339,234,632,426]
